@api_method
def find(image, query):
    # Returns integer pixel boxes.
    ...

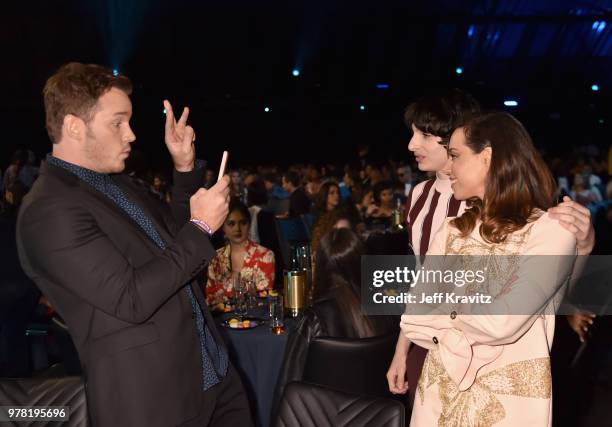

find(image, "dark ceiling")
[1,0,611,168]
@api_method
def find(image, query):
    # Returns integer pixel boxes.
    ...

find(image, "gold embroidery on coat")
[418,350,551,427]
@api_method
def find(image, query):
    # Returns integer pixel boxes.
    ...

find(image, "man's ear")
[63,114,85,141]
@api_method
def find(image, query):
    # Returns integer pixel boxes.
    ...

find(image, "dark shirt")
[289,187,311,217]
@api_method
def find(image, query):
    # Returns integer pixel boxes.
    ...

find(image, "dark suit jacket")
[17,161,224,427]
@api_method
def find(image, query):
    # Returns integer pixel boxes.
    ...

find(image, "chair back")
[303,332,398,399]
[0,376,88,426]
[276,381,405,427]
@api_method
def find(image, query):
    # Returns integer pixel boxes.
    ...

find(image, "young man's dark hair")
[404,88,481,145]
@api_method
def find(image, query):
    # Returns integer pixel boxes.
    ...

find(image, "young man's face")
[82,88,135,173]
[408,124,450,173]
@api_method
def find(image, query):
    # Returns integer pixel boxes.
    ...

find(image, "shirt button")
[450,311,457,320]
[432,336,439,344]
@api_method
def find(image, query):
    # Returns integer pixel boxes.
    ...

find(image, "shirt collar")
[46,154,108,182]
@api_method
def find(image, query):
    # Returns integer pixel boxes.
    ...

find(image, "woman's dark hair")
[451,112,557,243]
[246,179,268,207]
[404,88,481,144]
[372,180,393,205]
[313,181,340,215]
[227,198,251,225]
[313,228,373,337]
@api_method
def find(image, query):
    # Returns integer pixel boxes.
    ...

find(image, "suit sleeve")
[18,196,216,324]
[170,161,206,226]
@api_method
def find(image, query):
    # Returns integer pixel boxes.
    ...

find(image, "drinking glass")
[269,294,285,335]
[233,275,247,318]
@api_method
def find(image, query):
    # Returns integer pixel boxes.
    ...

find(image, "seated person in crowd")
[311,181,363,252]
[263,172,289,200]
[364,180,394,228]
[246,178,268,244]
[281,170,311,217]
[355,185,373,219]
[340,167,363,201]
[206,199,275,308]
[310,181,341,252]
[274,228,397,403]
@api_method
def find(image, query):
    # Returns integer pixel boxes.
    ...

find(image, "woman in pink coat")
[401,112,577,426]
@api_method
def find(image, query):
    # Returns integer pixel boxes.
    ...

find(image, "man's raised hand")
[164,99,196,172]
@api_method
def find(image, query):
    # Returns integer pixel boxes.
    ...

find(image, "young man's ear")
[63,114,85,141]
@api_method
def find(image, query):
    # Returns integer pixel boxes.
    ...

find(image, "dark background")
[1,0,611,171]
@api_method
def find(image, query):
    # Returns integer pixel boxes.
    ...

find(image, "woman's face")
[223,210,250,245]
[448,127,490,200]
[379,188,393,207]
[327,185,340,210]
[408,124,451,173]
[362,190,373,207]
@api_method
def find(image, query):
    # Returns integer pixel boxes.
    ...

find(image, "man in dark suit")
[16,63,252,427]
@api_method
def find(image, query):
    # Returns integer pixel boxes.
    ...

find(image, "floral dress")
[205,239,275,307]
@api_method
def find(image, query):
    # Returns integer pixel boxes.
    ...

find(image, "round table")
[216,308,294,427]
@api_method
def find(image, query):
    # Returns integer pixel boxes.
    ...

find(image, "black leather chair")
[0,376,88,426]
[276,381,405,427]
[302,332,398,399]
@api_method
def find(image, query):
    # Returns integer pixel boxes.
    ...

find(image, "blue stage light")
[113,69,119,76]
[455,67,463,74]
[467,25,474,37]
[503,100,518,107]
[376,84,390,89]
[359,105,365,111]
[598,21,606,32]
[292,69,300,77]
[591,84,600,91]
[264,107,270,112]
